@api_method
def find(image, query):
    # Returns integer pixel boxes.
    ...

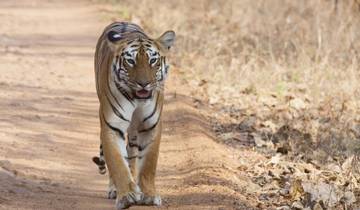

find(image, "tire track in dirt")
[0,1,256,209]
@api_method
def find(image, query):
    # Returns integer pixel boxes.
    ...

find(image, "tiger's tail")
[92,144,106,175]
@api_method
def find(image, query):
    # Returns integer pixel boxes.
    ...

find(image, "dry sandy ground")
[0,1,255,209]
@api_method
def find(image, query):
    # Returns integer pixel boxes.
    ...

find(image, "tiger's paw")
[138,194,162,206]
[115,191,144,209]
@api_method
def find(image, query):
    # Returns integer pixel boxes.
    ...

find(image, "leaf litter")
[209,91,360,209]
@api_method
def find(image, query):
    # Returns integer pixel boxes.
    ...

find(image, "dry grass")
[101,0,360,103]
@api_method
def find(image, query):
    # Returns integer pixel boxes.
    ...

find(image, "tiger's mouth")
[134,89,152,99]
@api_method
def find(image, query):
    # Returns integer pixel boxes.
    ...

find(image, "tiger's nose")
[137,81,150,88]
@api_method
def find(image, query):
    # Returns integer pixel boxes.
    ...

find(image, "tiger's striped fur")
[93,22,175,209]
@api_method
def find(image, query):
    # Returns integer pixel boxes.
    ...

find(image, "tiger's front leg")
[100,115,143,209]
[126,133,140,183]
[136,120,162,206]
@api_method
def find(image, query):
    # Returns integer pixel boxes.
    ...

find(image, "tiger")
[92,22,175,209]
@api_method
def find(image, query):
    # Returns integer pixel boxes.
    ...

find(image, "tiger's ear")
[106,30,123,52]
[156,30,176,52]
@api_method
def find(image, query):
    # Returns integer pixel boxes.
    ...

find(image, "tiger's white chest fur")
[127,93,161,143]
[105,71,162,151]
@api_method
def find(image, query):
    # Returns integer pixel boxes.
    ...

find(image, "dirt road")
[0,1,255,209]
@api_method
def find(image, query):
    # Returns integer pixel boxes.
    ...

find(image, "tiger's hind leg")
[107,177,117,199]
[92,144,117,199]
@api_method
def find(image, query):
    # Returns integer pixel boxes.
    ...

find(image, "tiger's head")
[107,30,175,99]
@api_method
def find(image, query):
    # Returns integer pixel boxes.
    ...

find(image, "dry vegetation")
[101,0,360,100]
[97,0,360,209]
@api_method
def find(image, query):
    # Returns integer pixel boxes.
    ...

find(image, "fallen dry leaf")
[289,98,307,110]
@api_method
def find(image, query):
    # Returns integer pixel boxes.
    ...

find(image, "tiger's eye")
[126,59,135,65]
[149,58,157,65]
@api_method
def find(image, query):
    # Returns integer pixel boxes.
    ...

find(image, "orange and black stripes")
[93,22,175,207]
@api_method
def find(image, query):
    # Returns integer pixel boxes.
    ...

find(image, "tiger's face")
[107,30,175,99]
